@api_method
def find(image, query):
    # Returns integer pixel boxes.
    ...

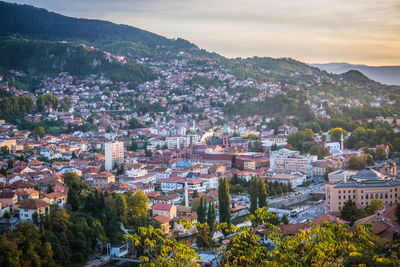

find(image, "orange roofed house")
[152,202,177,219]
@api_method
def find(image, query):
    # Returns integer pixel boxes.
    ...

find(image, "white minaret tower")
[340,131,344,153]
[184,177,189,207]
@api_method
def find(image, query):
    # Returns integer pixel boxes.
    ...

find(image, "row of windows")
[337,193,397,200]
[338,199,396,209]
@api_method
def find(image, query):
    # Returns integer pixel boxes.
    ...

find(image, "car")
[290,210,298,217]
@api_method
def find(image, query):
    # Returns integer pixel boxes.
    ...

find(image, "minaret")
[222,123,230,147]
[340,131,344,152]
[184,177,189,207]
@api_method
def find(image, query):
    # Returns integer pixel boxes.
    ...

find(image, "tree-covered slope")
[0,1,196,50]
[0,37,156,85]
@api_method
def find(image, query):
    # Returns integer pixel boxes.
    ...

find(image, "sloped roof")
[18,199,49,209]
[152,202,173,211]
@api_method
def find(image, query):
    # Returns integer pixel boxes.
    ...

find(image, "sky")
[5,0,400,66]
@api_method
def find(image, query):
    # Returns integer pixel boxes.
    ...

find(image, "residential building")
[105,141,124,171]
[270,148,316,176]
[18,199,50,221]
[93,172,116,187]
[152,202,177,219]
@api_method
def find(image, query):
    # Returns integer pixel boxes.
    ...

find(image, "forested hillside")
[0,37,156,85]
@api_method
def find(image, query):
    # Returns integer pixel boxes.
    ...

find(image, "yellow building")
[0,139,16,150]
[325,168,400,213]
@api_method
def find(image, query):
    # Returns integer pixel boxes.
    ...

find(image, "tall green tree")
[218,177,231,226]
[197,196,207,224]
[207,200,216,235]
[258,178,268,209]
[249,176,258,214]
[114,194,128,222]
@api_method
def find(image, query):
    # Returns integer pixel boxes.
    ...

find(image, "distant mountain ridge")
[311,63,400,86]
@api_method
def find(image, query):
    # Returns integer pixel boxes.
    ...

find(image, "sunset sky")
[6,0,400,65]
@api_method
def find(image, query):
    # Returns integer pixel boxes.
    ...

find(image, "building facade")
[325,168,400,213]
[270,149,316,176]
[105,141,124,171]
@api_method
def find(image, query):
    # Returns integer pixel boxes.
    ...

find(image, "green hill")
[0,1,195,51]
[341,70,373,84]
[0,37,156,85]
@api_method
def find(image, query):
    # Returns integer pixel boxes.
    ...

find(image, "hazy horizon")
[5,0,400,66]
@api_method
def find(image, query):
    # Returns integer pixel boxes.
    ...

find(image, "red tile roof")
[152,202,173,211]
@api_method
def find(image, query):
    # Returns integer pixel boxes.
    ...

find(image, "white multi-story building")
[270,148,317,177]
[105,141,124,171]
[165,134,201,149]
[126,168,147,178]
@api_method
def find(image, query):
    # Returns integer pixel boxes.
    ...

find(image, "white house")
[18,199,50,222]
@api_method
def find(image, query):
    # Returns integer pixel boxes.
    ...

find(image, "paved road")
[289,202,325,224]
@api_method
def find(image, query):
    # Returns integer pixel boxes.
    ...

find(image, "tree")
[128,117,143,129]
[61,96,72,111]
[365,198,383,215]
[328,127,347,142]
[32,125,45,139]
[7,160,14,169]
[249,176,258,214]
[231,173,239,185]
[340,199,365,225]
[114,194,127,222]
[117,165,125,175]
[258,178,268,209]
[197,196,207,224]
[32,211,39,224]
[281,214,289,224]
[218,177,231,226]
[0,235,21,267]
[127,225,200,266]
[126,190,149,226]
[0,146,9,155]
[71,151,77,159]
[106,125,113,133]
[348,154,371,170]
[396,203,400,222]
[323,166,336,181]
[375,145,387,160]
[4,222,56,266]
[126,207,400,266]
[63,172,87,211]
[207,201,216,235]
